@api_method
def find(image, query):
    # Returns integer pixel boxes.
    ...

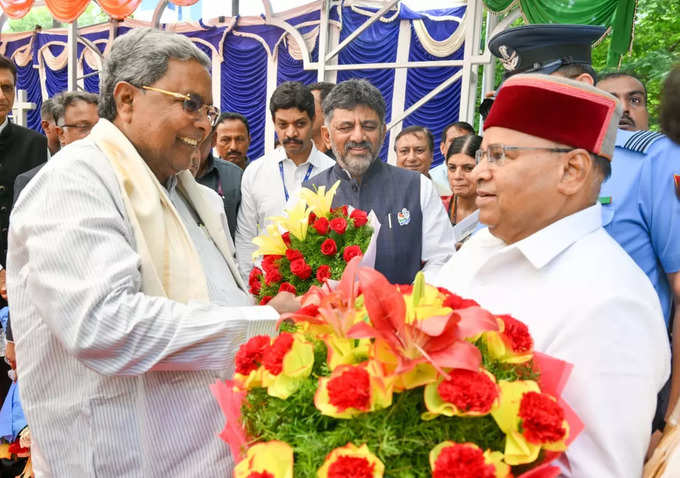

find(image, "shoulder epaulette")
[621,130,664,154]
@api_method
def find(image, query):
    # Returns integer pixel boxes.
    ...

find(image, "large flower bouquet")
[212,259,582,478]
[248,182,378,305]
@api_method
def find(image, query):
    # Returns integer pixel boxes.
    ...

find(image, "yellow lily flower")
[323,335,371,371]
[252,224,287,259]
[270,198,311,241]
[299,181,340,218]
[234,441,294,478]
[317,443,384,478]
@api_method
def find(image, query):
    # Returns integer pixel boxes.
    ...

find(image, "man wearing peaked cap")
[432,74,669,478]
[488,24,605,83]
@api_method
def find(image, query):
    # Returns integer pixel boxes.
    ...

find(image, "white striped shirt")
[7,137,278,477]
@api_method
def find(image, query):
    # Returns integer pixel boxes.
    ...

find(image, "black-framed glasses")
[141,86,220,127]
[475,143,573,166]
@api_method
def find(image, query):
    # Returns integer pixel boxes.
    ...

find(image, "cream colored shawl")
[89,119,245,303]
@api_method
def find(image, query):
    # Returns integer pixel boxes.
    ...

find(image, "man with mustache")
[596,72,649,131]
[236,81,334,278]
[303,79,454,283]
[214,111,251,169]
[488,25,680,431]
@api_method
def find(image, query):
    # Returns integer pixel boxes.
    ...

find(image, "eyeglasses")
[475,143,573,166]
[141,86,220,127]
[59,123,95,133]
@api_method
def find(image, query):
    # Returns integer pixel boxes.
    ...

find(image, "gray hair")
[98,28,211,121]
[40,97,59,122]
[53,91,99,124]
[322,78,386,125]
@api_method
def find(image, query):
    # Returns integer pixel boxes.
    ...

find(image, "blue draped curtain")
[404,7,466,167]
[337,6,399,161]
[15,61,43,132]
[221,32,268,161]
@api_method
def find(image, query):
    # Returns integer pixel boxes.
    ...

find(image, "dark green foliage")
[477,338,540,383]
[242,379,506,478]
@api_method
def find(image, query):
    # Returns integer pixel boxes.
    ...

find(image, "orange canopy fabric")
[1,0,200,21]
[98,0,143,20]
[0,0,35,19]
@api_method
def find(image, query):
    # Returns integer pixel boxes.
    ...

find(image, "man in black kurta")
[0,55,47,308]
[303,79,453,284]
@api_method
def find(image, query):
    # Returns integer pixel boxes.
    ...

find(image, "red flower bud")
[285,249,303,261]
[342,245,362,262]
[264,267,282,285]
[281,232,291,247]
[316,265,332,282]
[350,209,368,227]
[308,211,317,224]
[330,217,348,235]
[289,258,312,280]
[313,217,330,235]
[278,282,297,295]
[259,296,273,305]
[320,238,338,256]
[234,335,271,375]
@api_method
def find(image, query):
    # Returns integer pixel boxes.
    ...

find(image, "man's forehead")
[483,126,556,147]
[397,131,427,145]
[0,68,14,85]
[218,119,248,132]
[598,76,645,94]
[332,105,380,121]
[274,107,310,121]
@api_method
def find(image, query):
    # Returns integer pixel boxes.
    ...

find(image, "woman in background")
[443,134,482,226]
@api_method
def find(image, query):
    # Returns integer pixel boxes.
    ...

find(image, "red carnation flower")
[519,391,567,444]
[297,304,320,317]
[330,217,348,235]
[441,291,479,310]
[279,282,297,295]
[262,332,295,375]
[289,258,313,280]
[265,267,282,286]
[498,314,533,353]
[321,238,338,256]
[286,249,304,262]
[234,335,271,375]
[343,245,363,263]
[327,366,371,411]
[350,209,368,227]
[281,232,291,247]
[308,212,317,224]
[317,265,332,282]
[314,217,330,235]
[259,296,273,305]
[328,456,375,478]
[437,369,499,414]
[261,255,281,273]
[432,444,496,478]
[247,472,275,478]
[248,267,263,295]
[332,205,349,217]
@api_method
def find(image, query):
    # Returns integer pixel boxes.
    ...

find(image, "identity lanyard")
[279,161,314,202]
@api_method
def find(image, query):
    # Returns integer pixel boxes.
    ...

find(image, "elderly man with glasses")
[431,74,669,477]
[6,28,299,477]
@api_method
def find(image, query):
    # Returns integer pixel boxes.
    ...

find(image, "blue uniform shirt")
[599,129,680,326]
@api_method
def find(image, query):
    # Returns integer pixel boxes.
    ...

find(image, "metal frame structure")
[4,0,518,141]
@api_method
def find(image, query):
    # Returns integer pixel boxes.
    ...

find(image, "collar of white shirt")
[0,117,8,135]
[276,143,326,168]
[496,203,603,270]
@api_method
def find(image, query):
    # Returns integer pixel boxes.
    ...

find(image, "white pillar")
[67,21,78,92]
[264,54,277,154]
[12,89,36,127]
[386,19,412,165]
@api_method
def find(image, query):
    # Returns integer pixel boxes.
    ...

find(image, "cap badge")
[498,45,519,71]
[397,208,411,226]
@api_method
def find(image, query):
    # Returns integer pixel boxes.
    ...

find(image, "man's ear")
[321,124,331,150]
[56,126,66,146]
[210,132,217,148]
[573,73,595,86]
[113,81,137,124]
[557,148,591,196]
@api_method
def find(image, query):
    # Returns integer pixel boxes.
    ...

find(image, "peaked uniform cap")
[488,24,607,78]
[484,74,622,160]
